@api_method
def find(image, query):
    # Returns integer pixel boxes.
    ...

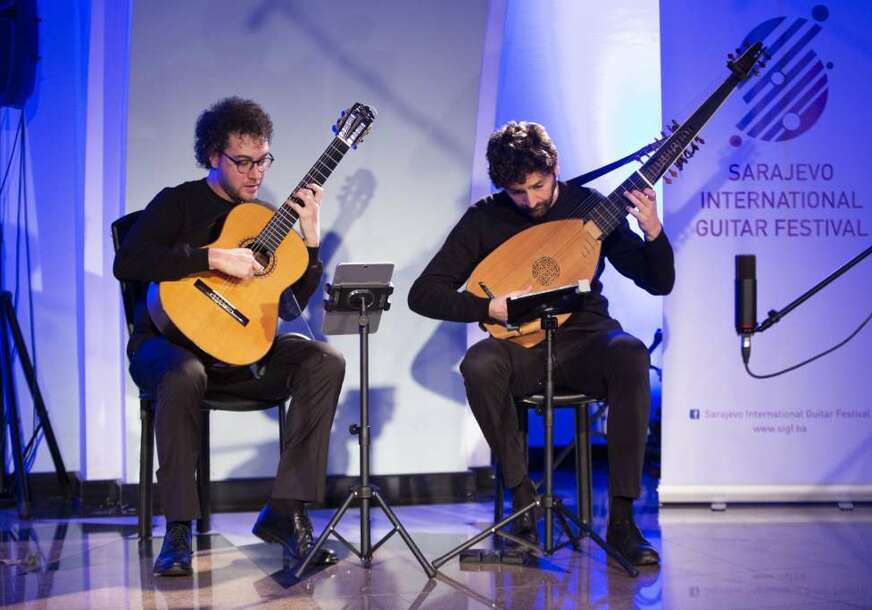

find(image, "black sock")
[269,498,304,514]
[609,496,634,523]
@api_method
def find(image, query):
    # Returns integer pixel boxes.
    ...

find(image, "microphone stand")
[754,243,872,335]
[742,243,872,368]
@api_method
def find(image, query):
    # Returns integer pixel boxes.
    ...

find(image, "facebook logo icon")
[689,409,700,420]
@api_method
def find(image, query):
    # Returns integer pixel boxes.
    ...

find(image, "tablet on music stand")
[322,262,394,335]
[506,279,591,328]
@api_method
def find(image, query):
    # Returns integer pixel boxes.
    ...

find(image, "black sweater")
[408,181,674,331]
[113,179,322,356]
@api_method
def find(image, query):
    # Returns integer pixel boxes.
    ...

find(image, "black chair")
[111,210,291,541]
[493,392,607,528]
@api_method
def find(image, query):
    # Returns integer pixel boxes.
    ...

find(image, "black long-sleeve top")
[408,181,674,331]
[114,178,322,356]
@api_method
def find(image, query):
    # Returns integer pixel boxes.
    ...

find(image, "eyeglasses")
[221,151,275,173]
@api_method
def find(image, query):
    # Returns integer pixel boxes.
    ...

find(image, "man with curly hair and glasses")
[409,121,674,565]
[114,97,343,576]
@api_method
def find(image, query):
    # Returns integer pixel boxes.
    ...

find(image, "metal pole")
[544,315,555,553]
[358,297,371,561]
[0,304,31,518]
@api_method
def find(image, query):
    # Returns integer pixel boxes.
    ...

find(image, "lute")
[467,42,766,347]
[147,103,376,365]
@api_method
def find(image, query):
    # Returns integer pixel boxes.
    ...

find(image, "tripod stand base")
[293,485,436,579]
[459,548,530,566]
[433,496,640,577]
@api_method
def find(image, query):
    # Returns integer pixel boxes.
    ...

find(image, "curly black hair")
[194,97,274,169]
[486,121,558,189]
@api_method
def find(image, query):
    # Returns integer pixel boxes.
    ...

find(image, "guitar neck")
[257,137,352,249]
[586,62,748,237]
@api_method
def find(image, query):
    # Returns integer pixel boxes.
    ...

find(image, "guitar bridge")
[194,279,249,326]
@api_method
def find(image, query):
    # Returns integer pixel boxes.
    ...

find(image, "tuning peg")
[331,125,338,134]
[728,52,735,61]
[689,142,700,154]
[664,176,672,185]
[695,136,705,145]
[675,157,686,170]
[670,169,679,178]
[670,119,680,131]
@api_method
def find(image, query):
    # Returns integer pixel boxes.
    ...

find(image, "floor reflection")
[2,474,871,609]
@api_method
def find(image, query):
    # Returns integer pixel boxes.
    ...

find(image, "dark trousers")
[130,333,345,522]
[459,325,650,499]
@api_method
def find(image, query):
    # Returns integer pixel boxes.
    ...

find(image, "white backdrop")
[124,0,665,483]
[125,0,491,480]
[660,1,872,503]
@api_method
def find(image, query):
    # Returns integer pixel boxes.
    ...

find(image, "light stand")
[431,282,638,577]
[1,28,69,517]
[294,267,435,578]
[0,290,71,518]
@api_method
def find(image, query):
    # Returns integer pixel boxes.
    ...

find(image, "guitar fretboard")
[253,137,352,254]
[564,48,756,238]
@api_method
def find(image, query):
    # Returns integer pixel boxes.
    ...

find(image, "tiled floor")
[2,473,870,609]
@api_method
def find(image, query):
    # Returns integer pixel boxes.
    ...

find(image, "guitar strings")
[255,141,344,249]
[563,170,652,236]
[250,140,348,256]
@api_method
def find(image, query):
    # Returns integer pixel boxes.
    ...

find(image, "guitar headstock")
[728,41,767,82]
[333,103,377,149]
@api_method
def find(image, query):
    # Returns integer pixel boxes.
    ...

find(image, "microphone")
[734,254,757,363]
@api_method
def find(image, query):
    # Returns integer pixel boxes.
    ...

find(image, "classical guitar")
[467,42,766,347]
[147,103,376,365]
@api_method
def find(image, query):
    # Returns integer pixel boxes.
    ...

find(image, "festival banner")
[660,2,872,502]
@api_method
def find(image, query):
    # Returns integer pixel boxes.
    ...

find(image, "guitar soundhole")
[532,256,560,286]
[241,238,275,276]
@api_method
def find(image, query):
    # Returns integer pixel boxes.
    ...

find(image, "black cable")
[21,115,37,372]
[1,111,43,469]
[744,310,872,379]
[0,112,23,199]
[17,117,43,471]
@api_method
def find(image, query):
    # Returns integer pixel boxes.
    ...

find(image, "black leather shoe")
[507,478,541,545]
[153,522,193,576]
[606,520,660,566]
[252,505,337,565]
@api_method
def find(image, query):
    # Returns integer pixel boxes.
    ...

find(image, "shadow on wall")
[327,386,396,475]
[410,321,467,405]
[216,386,397,481]
[244,1,472,161]
[405,190,476,407]
[276,168,376,339]
[304,169,376,341]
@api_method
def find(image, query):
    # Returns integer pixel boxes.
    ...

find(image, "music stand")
[431,280,639,577]
[294,263,436,579]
